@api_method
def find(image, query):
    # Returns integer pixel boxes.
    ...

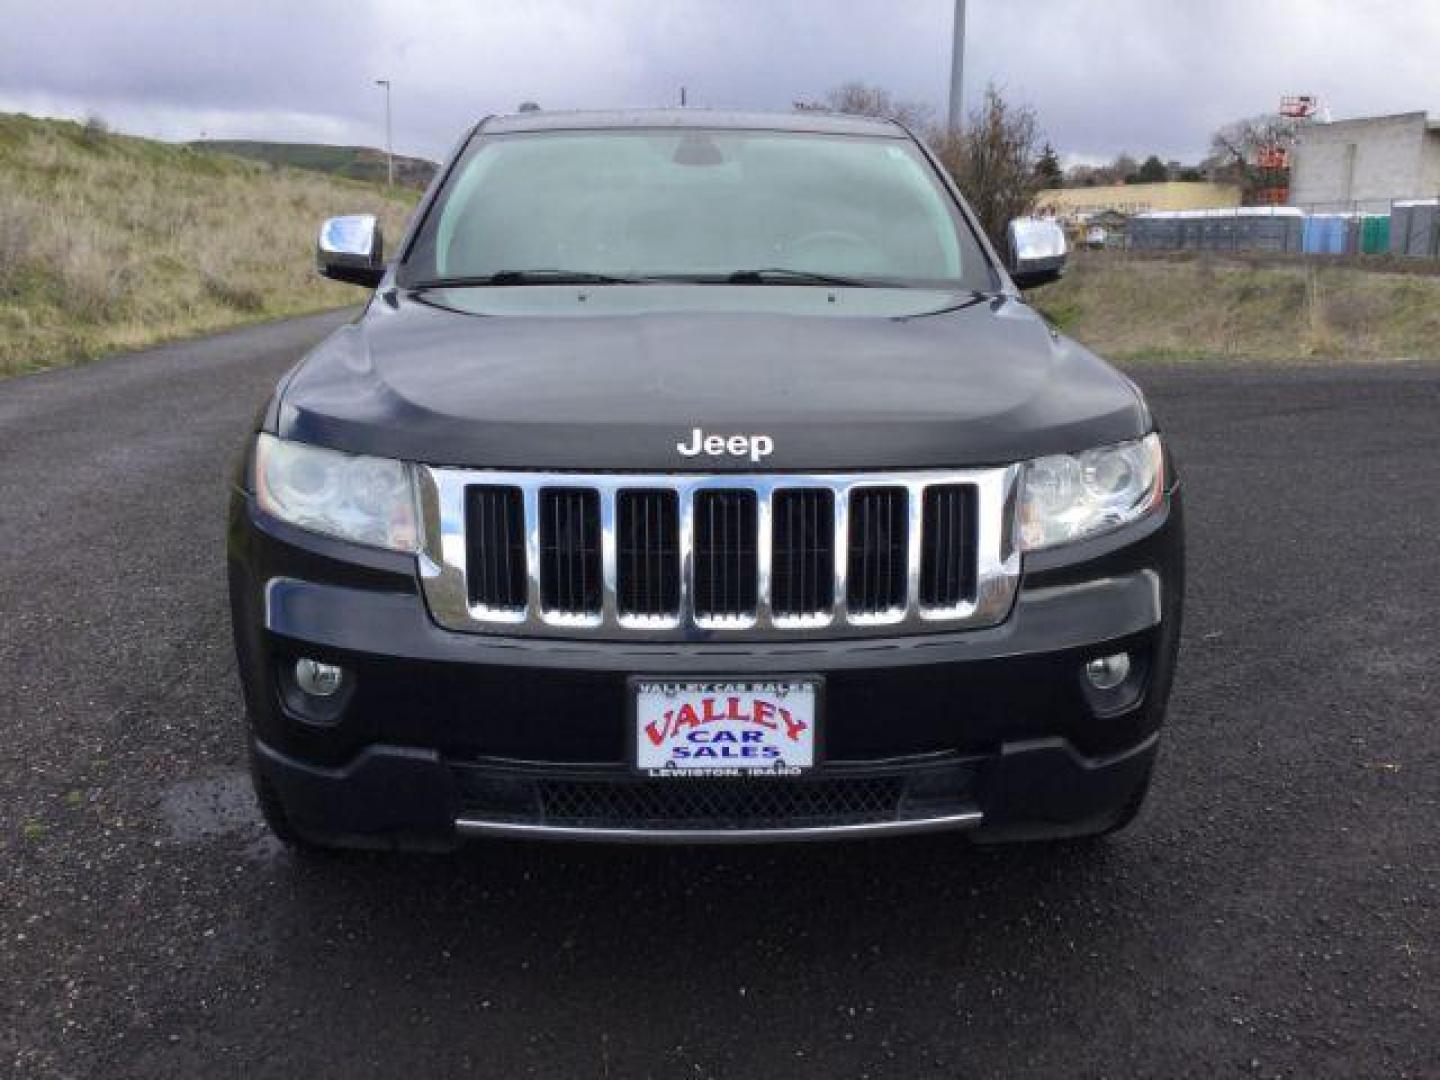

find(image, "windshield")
[401,128,995,290]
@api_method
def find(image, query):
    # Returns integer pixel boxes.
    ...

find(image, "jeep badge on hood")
[676,428,775,463]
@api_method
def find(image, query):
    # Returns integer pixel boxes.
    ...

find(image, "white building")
[1289,112,1440,211]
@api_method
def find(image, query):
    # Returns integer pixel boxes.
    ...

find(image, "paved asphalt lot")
[1,311,1436,1079]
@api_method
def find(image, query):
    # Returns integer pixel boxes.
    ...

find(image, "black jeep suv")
[228,109,1183,850]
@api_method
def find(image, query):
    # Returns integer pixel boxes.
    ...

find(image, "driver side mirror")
[1006,217,1067,290]
[317,214,385,288]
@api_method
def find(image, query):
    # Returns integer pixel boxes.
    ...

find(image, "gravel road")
[1,312,1436,1078]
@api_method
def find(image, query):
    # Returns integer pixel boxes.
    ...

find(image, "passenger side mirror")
[1006,217,1067,290]
[317,214,385,288]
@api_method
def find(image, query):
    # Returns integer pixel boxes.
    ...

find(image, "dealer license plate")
[634,680,818,777]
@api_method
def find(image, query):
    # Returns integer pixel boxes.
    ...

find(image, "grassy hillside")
[1034,253,1440,363]
[0,114,417,376]
[5,118,1436,379]
[192,139,437,190]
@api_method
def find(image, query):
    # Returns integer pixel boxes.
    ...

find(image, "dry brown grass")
[0,113,416,376]
[1033,252,1440,364]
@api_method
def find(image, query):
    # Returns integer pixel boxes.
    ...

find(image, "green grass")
[0,113,418,377]
[1032,253,1440,364]
[191,139,436,189]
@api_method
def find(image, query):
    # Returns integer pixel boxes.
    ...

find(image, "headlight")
[254,434,420,552]
[1017,433,1164,552]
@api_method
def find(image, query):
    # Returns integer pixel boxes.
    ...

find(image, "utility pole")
[375,78,393,187]
[948,0,966,131]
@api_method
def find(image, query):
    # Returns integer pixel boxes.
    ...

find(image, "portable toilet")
[1360,215,1390,254]
[1129,211,1181,251]
[1390,200,1440,257]
[1303,214,1348,254]
[1236,207,1305,252]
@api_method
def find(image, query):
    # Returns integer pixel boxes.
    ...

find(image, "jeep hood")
[275,286,1149,471]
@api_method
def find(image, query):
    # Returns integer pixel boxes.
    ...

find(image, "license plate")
[634,680,818,777]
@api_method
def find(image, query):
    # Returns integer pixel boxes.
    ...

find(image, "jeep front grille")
[693,490,759,622]
[920,484,979,609]
[464,485,526,612]
[771,488,834,618]
[846,486,909,617]
[617,489,679,619]
[538,488,601,619]
[418,466,1021,641]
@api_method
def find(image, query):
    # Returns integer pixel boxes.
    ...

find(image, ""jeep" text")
[675,428,774,463]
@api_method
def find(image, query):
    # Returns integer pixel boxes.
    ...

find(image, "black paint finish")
[274,288,1150,471]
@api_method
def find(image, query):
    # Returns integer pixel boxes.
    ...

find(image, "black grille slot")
[617,490,680,617]
[920,484,978,608]
[536,776,907,829]
[539,488,601,614]
[465,486,526,610]
[846,487,908,614]
[693,490,758,619]
[772,489,835,617]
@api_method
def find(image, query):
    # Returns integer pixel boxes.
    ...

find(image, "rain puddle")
[160,771,260,843]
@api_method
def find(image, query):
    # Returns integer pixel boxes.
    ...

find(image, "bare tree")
[1110,152,1139,184]
[807,80,1046,249]
[928,84,1044,250]
[1064,162,1103,188]
[1205,113,1298,197]
[797,81,933,131]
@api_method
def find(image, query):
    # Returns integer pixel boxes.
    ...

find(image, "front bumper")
[229,484,1183,848]
[252,732,1159,847]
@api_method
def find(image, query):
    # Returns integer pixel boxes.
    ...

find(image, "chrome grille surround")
[416,465,1022,641]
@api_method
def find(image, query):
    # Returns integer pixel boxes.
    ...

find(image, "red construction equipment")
[1280,95,1319,119]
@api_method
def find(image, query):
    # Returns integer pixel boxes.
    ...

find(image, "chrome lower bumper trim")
[454,810,984,845]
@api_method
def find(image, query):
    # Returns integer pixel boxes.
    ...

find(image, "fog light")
[295,658,344,697]
[1085,652,1131,691]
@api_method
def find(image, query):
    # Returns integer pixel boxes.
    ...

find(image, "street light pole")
[375,78,393,187]
[948,0,966,131]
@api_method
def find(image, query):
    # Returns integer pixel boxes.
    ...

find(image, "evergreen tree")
[1034,142,1063,188]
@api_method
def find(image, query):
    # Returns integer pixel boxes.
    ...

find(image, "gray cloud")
[1,0,1435,163]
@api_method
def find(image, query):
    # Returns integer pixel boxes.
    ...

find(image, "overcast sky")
[1,0,1436,164]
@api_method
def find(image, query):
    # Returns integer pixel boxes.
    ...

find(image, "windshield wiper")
[407,269,646,289]
[725,267,880,287]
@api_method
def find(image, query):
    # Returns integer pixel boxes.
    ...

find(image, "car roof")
[480,108,908,138]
